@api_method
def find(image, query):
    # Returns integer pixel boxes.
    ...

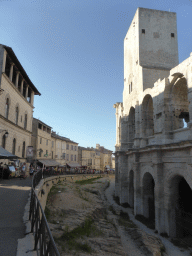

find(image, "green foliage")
[160,245,166,256]
[55,218,102,253]
[44,206,51,220]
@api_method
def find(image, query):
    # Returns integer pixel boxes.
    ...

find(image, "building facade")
[0,44,40,169]
[78,144,112,171]
[32,118,79,167]
[114,8,192,238]
[32,118,53,164]
[51,132,79,167]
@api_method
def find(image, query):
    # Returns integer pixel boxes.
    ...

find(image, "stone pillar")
[121,116,129,150]
[133,153,142,215]
[15,72,19,88]
[9,63,14,82]
[119,153,128,204]
[152,150,166,234]
[134,101,140,148]
[115,154,120,197]
[25,85,29,99]
[20,79,23,94]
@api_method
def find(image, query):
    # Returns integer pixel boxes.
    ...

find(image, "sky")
[0,0,191,152]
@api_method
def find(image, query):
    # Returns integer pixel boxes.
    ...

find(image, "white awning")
[66,163,81,168]
[38,159,60,166]
[0,146,19,159]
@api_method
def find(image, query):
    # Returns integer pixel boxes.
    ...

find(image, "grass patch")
[135,214,155,230]
[55,218,101,253]
[75,187,89,201]
[48,185,66,197]
[160,245,166,256]
[44,206,51,220]
[75,177,101,185]
[68,241,92,252]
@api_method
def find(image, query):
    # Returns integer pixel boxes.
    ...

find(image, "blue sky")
[0,0,191,152]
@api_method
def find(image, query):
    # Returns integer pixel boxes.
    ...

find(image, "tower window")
[142,29,145,34]
[129,82,133,94]
[171,33,175,37]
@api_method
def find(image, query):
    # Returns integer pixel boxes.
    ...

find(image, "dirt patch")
[45,176,166,256]
[46,177,126,255]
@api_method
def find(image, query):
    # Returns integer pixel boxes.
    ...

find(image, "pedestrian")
[29,167,34,177]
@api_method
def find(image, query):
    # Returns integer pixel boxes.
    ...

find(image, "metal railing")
[29,170,60,256]
[29,169,111,255]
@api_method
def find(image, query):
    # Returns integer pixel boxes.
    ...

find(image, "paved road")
[0,177,32,256]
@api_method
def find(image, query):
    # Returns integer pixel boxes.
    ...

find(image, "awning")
[66,163,81,168]
[38,159,60,167]
[0,146,19,159]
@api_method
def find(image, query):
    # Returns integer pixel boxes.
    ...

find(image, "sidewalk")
[0,177,32,256]
[104,176,191,256]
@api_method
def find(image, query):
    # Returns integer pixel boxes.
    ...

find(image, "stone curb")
[16,190,37,256]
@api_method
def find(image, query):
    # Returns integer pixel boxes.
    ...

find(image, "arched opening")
[128,107,135,147]
[143,172,155,223]
[129,170,134,208]
[168,175,192,238]
[142,95,154,137]
[171,78,189,130]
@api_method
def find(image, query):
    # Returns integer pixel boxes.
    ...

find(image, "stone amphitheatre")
[114,7,192,240]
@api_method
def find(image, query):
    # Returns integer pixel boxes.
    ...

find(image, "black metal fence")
[29,169,110,255]
[29,169,60,256]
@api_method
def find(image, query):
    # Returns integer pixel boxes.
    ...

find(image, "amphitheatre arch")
[142,172,155,225]
[141,94,154,137]
[164,168,192,237]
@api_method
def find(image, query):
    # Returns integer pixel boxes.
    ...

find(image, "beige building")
[0,44,40,169]
[78,144,112,171]
[51,132,79,167]
[31,118,79,167]
[31,118,55,165]
[114,8,192,238]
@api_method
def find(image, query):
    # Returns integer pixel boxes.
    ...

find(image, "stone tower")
[123,7,179,114]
